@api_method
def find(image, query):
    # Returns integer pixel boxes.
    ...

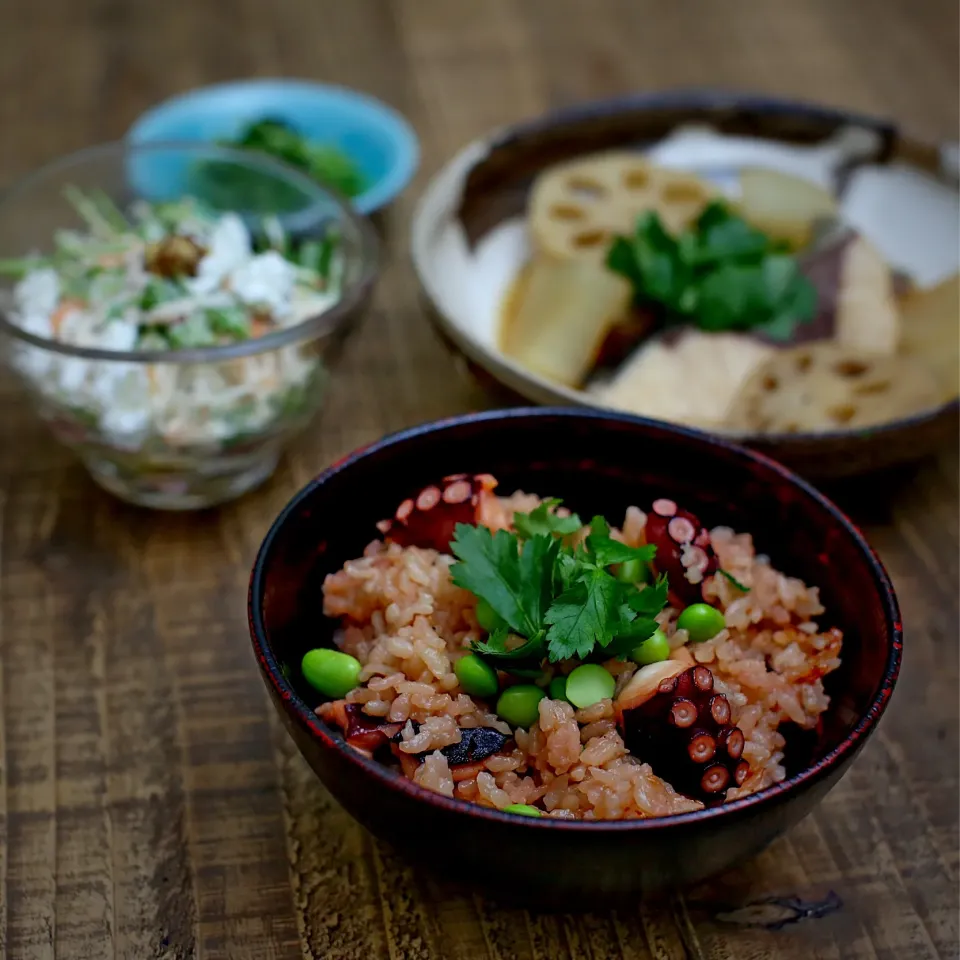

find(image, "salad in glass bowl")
[0,142,378,509]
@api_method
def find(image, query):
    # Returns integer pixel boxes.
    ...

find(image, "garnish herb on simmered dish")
[605,200,818,341]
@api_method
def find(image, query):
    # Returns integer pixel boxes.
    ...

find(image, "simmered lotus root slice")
[529,152,716,261]
[726,343,942,433]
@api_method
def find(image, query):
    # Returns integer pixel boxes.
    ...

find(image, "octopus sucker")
[618,665,749,804]
[377,474,499,553]
[645,498,719,605]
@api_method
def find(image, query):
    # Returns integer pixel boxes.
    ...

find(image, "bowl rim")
[409,88,960,448]
[0,139,380,364]
[126,77,421,216]
[248,406,903,831]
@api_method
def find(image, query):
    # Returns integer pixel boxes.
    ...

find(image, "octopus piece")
[618,665,749,805]
[320,702,405,755]
[645,498,718,605]
[320,704,511,778]
[376,473,498,553]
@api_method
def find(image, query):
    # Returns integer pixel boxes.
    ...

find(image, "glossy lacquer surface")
[249,409,901,907]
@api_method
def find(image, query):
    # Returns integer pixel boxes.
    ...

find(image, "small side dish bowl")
[0,141,379,509]
[128,79,420,216]
[248,408,902,906]
[412,90,959,478]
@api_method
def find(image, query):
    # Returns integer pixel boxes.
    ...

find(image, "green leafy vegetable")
[513,498,583,539]
[188,119,367,214]
[449,524,558,639]
[544,568,622,661]
[234,120,367,198]
[472,627,546,662]
[585,516,656,568]
[451,509,668,670]
[606,200,817,341]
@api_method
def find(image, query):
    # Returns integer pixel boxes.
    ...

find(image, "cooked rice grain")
[318,498,841,818]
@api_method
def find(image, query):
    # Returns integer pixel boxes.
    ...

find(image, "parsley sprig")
[606,200,817,341]
[450,502,668,670]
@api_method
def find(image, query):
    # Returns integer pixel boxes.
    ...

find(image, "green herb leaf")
[513,498,583,539]
[472,627,546,661]
[604,617,660,659]
[450,512,669,666]
[450,525,555,638]
[544,569,622,661]
[718,568,750,592]
[585,516,657,568]
[626,574,670,616]
[606,200,817,339]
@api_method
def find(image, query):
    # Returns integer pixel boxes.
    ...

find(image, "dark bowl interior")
[249,408,901,907]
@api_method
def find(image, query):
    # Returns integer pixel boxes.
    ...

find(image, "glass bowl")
[0,141,378,509]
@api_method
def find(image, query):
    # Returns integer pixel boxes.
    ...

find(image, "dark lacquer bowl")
[248,408,902,908]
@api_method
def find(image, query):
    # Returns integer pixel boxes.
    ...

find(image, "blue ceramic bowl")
[128,79,419,215]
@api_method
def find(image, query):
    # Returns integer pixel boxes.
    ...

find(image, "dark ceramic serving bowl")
[412,90,960,479]
[248,408,902,907]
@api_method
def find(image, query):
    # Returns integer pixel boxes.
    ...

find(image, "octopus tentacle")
[618,665,749,804]
[377,473,498,553]
[645,498,719,605]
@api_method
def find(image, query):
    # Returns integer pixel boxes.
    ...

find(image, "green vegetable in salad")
[606,200,817,341]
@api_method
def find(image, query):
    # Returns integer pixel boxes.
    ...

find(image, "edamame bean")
[301,648,362,698]
[630,628,670,665]
[496,684,546,728]
[677,603,726,643]
[548,676,569,702]
[502,804,542,817]
[455,653,499,698]
[565,664,616,709]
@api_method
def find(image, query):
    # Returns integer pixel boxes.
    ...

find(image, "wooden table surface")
[1,2,957,958]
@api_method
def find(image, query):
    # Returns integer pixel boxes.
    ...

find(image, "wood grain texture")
[0,1,956,958]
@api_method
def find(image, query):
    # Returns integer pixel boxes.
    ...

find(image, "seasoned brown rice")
[317,491,841,820]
